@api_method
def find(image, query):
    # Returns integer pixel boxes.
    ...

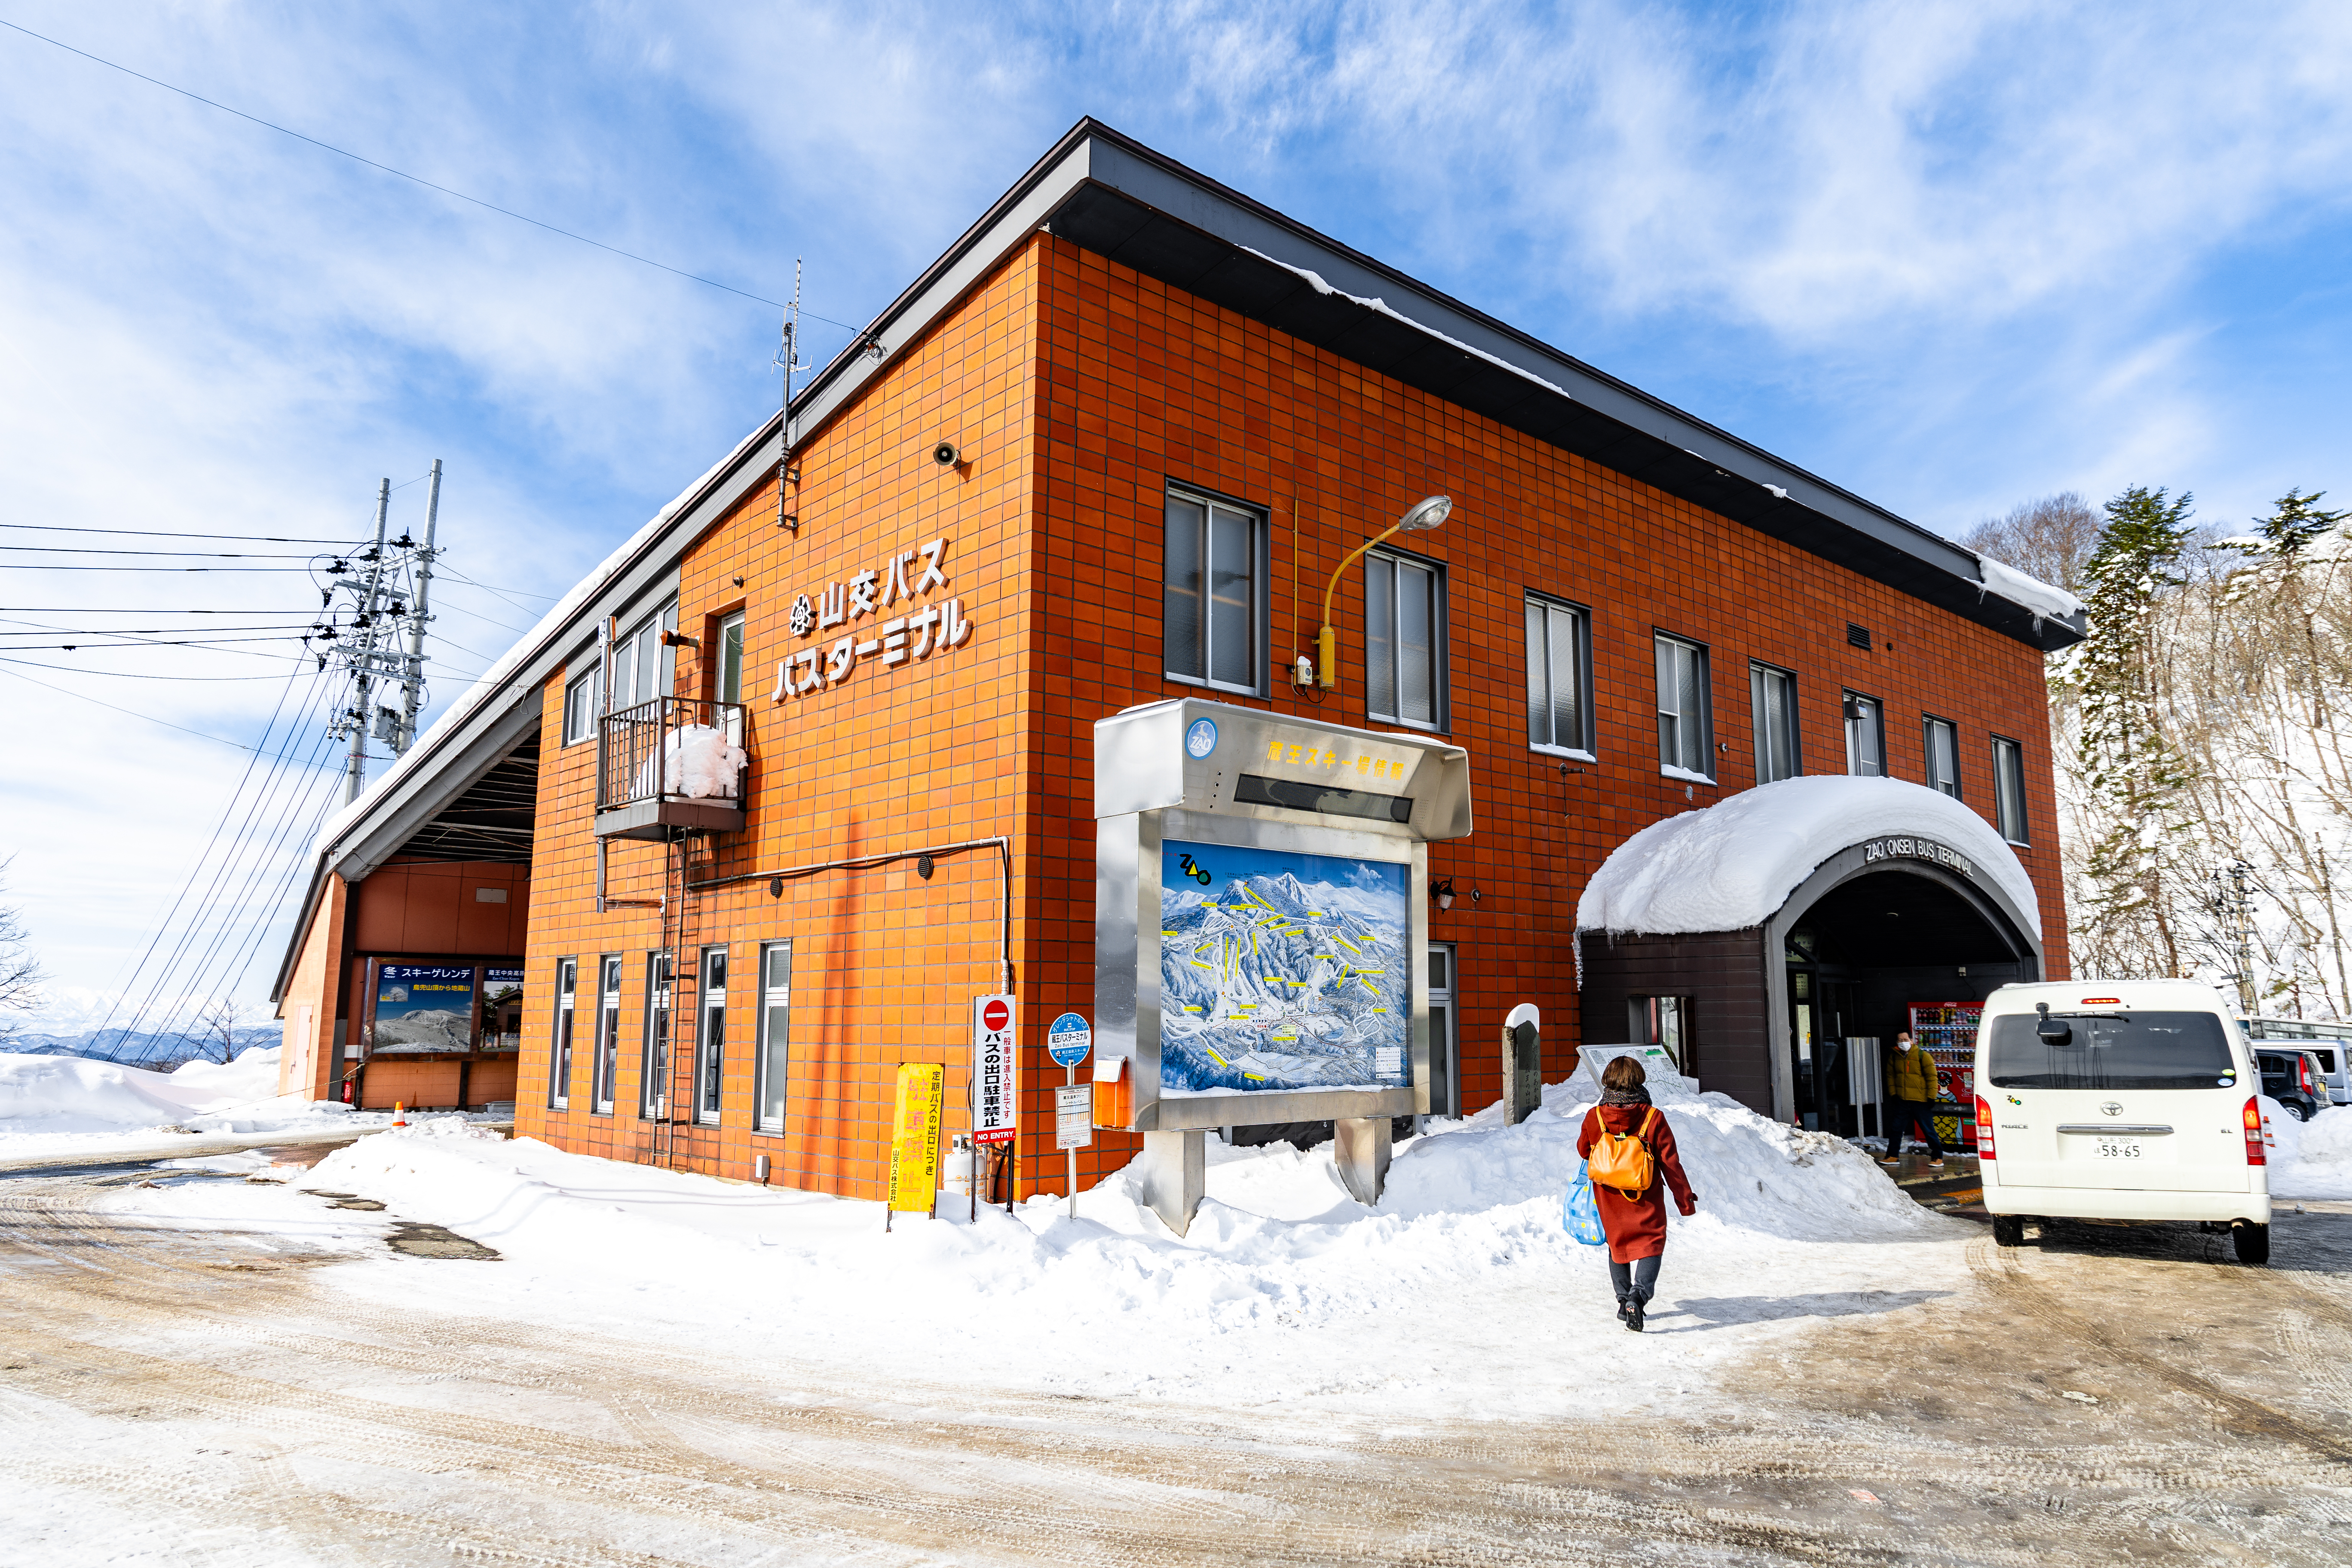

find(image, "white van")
[1975,980,2270,1265]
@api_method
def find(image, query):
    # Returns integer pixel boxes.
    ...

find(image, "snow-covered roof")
[1575,777,2041,941]
[1972,554,2086,629]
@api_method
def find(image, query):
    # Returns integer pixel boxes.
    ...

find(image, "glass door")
[1425,943,1458,1118]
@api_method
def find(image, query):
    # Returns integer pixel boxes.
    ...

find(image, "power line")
[0,523,370,543]
[0,17,869,332]
[0,655,310,679]
[0,563,326,572]
[0,664,279,753]
[1,606,334,613]
[0,545,327,557]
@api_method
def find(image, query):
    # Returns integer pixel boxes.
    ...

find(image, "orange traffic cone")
[392,1100,407,1127]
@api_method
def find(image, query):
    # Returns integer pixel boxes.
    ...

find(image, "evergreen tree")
[2252,487,2348,557]
[2067,486,2198,975]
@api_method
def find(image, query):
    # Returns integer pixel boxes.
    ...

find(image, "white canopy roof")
[1575,777,2041,941]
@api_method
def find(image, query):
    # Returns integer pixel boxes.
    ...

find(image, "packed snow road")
[2,1104,2349,1563]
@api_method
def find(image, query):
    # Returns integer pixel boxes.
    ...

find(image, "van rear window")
[1986,1012,2237,1090]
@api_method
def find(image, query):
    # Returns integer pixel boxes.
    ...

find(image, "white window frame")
[1425,942,1459,1118]
[1923,716,1961,799]
[1843,691,1884,778]
[549,957,577,1110]
[592,955,622,1115]
[640,950,672,1120]
[1162,486,1267,696]
[1525,595,1592,759]
[562,668,600,745]
[606,600,680,717]
[1366,547,1449,732]
[716,610,746,707]
[755,940,793,1135]
[1993,736,2030,844]
[695,945,728,1126]
[1750,662,1800,784]
[1654,633,1714,781]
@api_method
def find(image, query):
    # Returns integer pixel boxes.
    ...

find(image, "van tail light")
[2300,1057,2315,1093]
[1975,1096,1994,1161]
[2243,1097,2266,1166]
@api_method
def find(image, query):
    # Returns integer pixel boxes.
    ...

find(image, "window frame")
[562,667,600,746]
[715,610,746,707]
[1161,484,1270,698]
[1524,593,1593,760]
[592,954,622,1115]
[1922,715,1961,799]
[1992,735,2030,844]
[1424,942,1459,1118]
[1842,690,1885,778]
[694,944,728,1127]
[1749,661,1801,784]
[549,956,577,1110]
[1653,631,1715,782]
[606,599,680,718]
[1364,544,1451,732]
[754,940,794,1135]
[640,950,672,1120]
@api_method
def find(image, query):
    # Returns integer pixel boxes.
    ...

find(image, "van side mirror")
[2035,1001,2072,1045]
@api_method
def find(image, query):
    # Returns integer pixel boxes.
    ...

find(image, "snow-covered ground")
[98,1073,1987,1418]
[2263,1094,2352,1198]
[0,1045,399,1162]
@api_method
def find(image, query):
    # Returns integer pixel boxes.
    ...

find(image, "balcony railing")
[594,696,747,839]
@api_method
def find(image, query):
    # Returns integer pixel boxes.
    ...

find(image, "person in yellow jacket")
[1881,1030,1946,1167]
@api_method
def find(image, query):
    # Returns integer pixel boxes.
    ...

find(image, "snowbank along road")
[2,1082,2349,1564]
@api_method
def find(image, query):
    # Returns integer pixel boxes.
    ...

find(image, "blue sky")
[3,2,2348,1029]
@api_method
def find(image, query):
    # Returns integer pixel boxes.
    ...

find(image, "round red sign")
[982,998,1011,1032]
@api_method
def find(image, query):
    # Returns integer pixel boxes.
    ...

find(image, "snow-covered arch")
[1576,777,2041,944]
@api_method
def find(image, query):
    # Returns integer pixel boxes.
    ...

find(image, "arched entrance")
[1577,778,2049,1126]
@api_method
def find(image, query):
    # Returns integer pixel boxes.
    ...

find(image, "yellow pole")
[1316,521,1408,690]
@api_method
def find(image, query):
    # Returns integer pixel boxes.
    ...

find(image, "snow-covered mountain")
[1160,869,1409,1093]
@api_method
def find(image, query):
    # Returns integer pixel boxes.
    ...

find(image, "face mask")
[1897,1041,1911,1051]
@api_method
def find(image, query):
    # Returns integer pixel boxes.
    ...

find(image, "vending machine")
[1908,1001,1982,1152]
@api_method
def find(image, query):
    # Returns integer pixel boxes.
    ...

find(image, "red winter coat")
[1578,1102,1698,1264]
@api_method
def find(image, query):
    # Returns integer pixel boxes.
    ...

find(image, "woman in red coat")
[1577,1055,1697,1332]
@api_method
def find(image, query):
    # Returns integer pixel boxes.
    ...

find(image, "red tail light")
[1975,1095,1995,1160]
[2243,1097,2266,1166]
[2300,1057,2315,1093]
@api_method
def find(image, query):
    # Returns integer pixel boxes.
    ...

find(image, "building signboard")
[771,535,973,699]
[971,993,1017,1147]
[1862,836,1977,881]
[371,964,478,1054]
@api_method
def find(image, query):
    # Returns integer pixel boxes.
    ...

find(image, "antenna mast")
[773,259,808,528]
[396,459,443,752]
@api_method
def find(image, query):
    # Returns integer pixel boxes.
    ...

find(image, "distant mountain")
[4,1023,285,1069]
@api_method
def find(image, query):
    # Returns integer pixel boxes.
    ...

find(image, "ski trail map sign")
[1158,840,1411,1093]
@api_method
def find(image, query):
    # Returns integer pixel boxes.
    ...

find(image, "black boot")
[1625,1302,1645,1332]
[1616,1299,1630,1323]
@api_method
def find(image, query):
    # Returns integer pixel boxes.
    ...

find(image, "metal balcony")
[594,697,747,840]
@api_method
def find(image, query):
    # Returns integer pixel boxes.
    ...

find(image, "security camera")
[932,442,961,467]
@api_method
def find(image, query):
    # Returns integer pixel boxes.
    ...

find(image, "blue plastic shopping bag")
[1563,1159,1605,1246]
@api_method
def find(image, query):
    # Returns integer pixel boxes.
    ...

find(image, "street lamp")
[1315,494,1452,689]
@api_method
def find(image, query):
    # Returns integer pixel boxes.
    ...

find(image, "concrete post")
[1332,1115,1392,1206]
[1140,1129,1205,1236]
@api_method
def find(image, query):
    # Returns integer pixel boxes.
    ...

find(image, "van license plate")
[2096,1139,2143,1159]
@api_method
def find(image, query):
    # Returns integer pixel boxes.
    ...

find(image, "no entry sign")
[971,993,1017,1147]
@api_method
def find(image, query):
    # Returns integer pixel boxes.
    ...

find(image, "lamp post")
[1315,494,1453,689]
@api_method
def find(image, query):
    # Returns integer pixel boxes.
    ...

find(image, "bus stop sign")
[1047,1011,1092,1069]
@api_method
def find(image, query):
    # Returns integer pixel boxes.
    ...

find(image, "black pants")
[1609,1254,1662,1306]
[1888,1099,1946,1158]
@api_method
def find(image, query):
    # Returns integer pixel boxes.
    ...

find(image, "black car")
[2255,1049,2327,1121]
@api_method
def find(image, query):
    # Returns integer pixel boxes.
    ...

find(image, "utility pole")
[340,479,393,805]
[2227,860,2257,1016]
[396,459,443,752]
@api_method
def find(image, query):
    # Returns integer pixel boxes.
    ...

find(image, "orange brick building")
[274,122,2079,1200]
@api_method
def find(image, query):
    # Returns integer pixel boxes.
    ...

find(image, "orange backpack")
[1588,1107,1659,1197]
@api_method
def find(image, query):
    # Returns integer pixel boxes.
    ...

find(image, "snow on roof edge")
[1574,777,2042,944]
[309,419,777,861]
[1973,554,2086,629]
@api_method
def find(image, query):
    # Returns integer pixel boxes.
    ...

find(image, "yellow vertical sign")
[885,1063,945,1219]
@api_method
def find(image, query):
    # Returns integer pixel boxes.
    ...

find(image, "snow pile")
[1975,555,2087,628]
[664,724,746,799]
[1577,776,2041,939]
[2263,1099,2352,1199]
[0,1046,386,1159]
[299,1072,1951,1358]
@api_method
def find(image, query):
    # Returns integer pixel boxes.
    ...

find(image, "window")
[1425,944,1459,1118]
[562,668,600,745]
[592,956,622,1114]
[1993,736,2030,843]
[756,941,793,1134]
[716,611,746,706]
[1654,634,1712,778]
[1923,717,1960,798]
[1524,596,1591,756]
[1843,692,1883,777]
[606,600,680,716]
[1367,551,1447,729]
[1986,1011,2233,1090]
[1630,995,1695,1076]
[1750,664,1799,784]
[549,957,577,1110]
[640,951,673,1119]
[695,946,727,1125]
[1163,488,1264,694]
